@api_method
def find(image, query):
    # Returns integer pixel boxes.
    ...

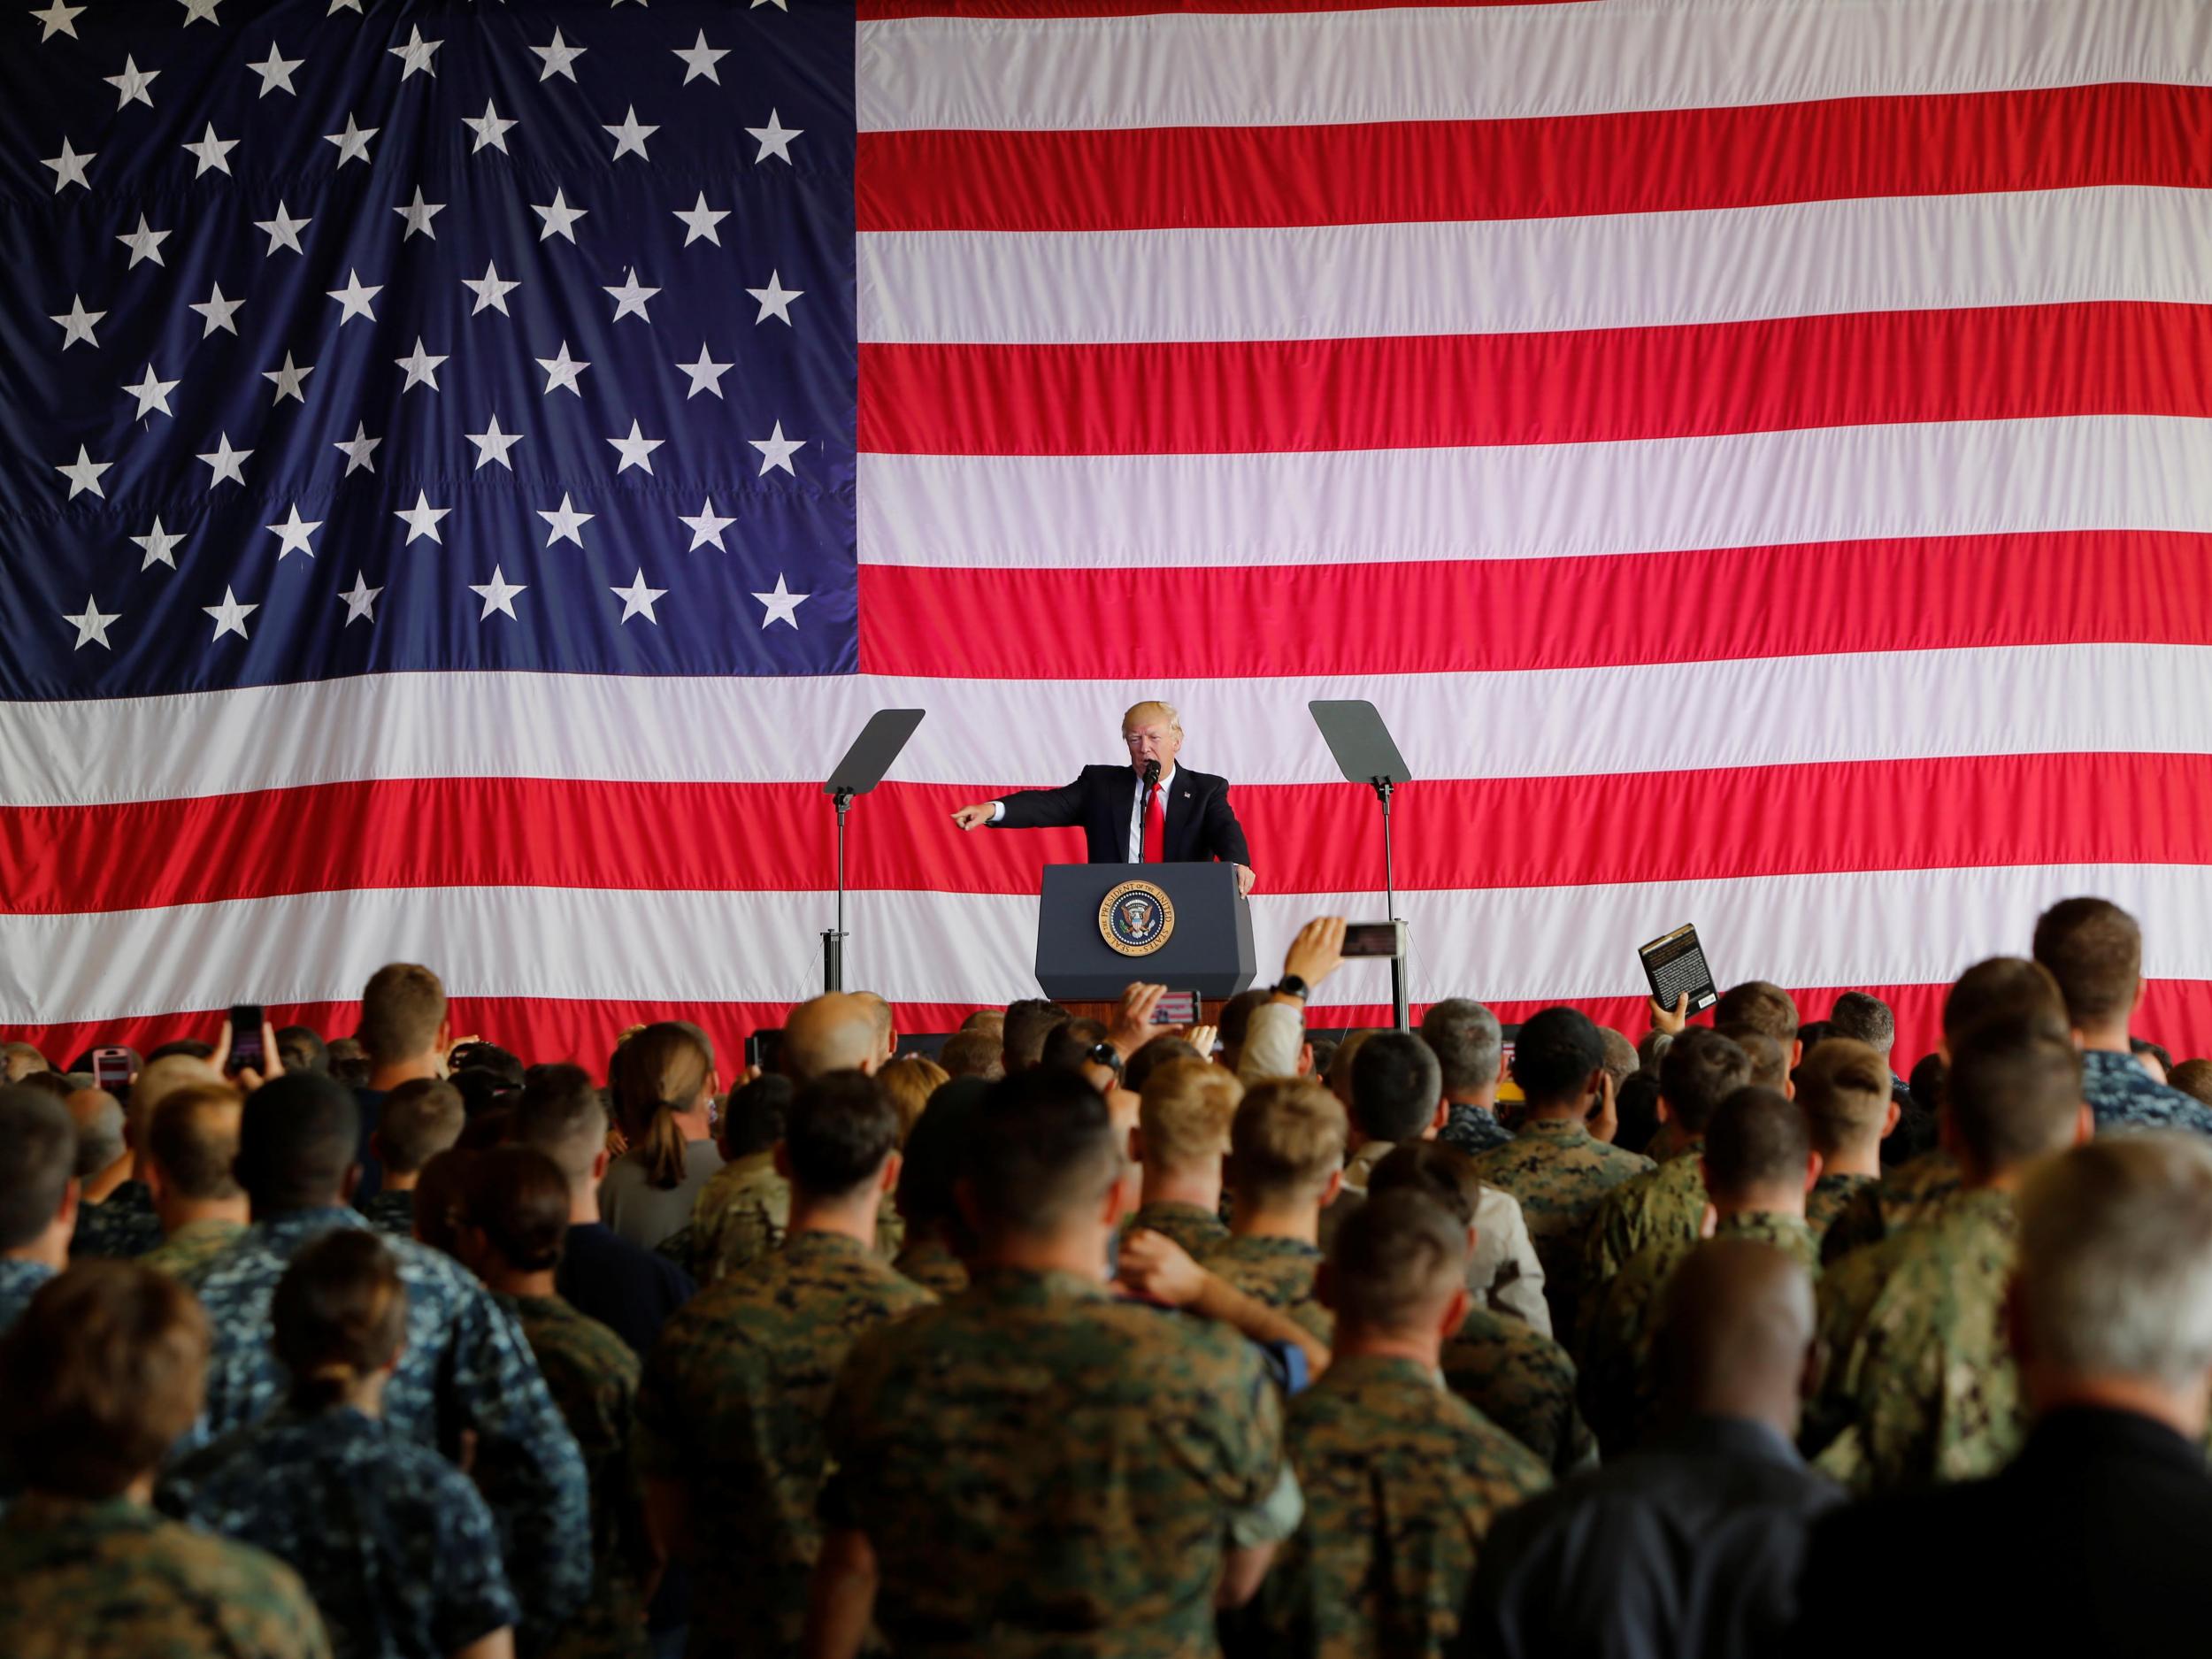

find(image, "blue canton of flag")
[0,0,857,699]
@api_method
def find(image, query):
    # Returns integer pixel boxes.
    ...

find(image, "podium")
[1035,863,1257,1003]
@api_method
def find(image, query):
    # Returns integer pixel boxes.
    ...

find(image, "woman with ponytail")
[183,1230,521,1659]
[598,1022,725,1252]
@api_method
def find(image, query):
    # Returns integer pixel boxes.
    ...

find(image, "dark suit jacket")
[1793,1407,2212,1659]
[994,764,1251,870]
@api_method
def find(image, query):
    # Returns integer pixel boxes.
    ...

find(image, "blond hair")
[1229,1079,1347,1205]
[877,1056,949,1142]
[1121,700,1181,735]
[1138,1058,1241,1175]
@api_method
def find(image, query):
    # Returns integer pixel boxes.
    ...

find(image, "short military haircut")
[1038,1017,1110,1075]
[1419,999,1504,1099]
[273,1229,408,1409]
[147,1083,246,1202]
[1228,1079,1348,1205]
[787,1071,902,1198]
[1509,1006,1605,1107]
[1364,1140,1483,1228]
[1002,998,1072,1070]
[1713,980,1799,1046]
[376,1078,465,1177]
[1218,988,1273,1056]
[1,1041,50,1082]
[1717,1026,1789,1092]
[129,1053,224,1120]
[1123,1033,1201,1096]
[1138,1058,1242,1174]
[235,1071,361,1214]
[464,1147,572,1274]
[2170,1058,2212,1109]
[0,1086,79,1252]
[1944,956,2069,1044]
[2032,896,2144,1028]
[1794,1038,1892,1155]
[1349,1031,1443,1143]
[2017,1133,2212,1394]
[937,1029,1005,1084]
[1701,1086,1812,1202]
[357,962,447,1064]
[276,1025,329,1075]
[1597,1026,1639,1091]
[1657,1028,1753,1137]
[1,1261,209,1498]
[1825,992,1896,1054]
[959,1008,1005,1038]
[1325,1188,1467,1332]
[1945,1014,2086,1174]
[876,1056,948,1141]
[511,1063,610,1185]
[965,1067,1122,1234]
[719,1073,792,1162]
[898,1077,988,1229]
[411,1148,474,1258]
[68,1091,127,1177]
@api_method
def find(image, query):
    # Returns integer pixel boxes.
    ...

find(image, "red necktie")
[1143,781,1165,863]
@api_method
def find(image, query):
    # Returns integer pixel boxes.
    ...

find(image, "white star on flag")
[747,271,803,325]
[752,574,809,629]
[123,364,179,419]
[396,187,445,240]
[536,343,589,396]
[672,192,729,246]
[395,337,449,393]
[388,23,440,78]
[50,296,103,349]
[752,0,790,10]
[256,201,311,255]
[606,419,664,474]
[672,29,728,82]
[188,281,244,337]
[678,496,735,549]
[471,566,527,620]
[196,434,250,488]
[248,42,302,96]
[204,587,257,642]
[675,345,732,399]
[324,113,377,166]
[326,269,380,323]
[531,27,586,81]
[395,489,451,544]
[746,109,802,164]
[464,98,518,154]
[532,188,588,242]
[603,104,657,161]
[611,569,667,624]
[178,0,221,27]
[603,268,658,323]
[333,422,381,475]
[180,122,238,176]
[117,214,171,267]
[42,137,93,192]
[64,595,119,650]
[133,517,185,569]
[265,504,323,559]
[56,445,111,498]
[463,259,520,315]
[262,351,314,404]
[539,493,595,547]
[106,56,159,108]
[339,572,381,626]
[30,1,84,41]
[749,420,805,475]
[465,413,524,469]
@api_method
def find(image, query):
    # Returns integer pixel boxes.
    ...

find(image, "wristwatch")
[1271,975,1310,1002]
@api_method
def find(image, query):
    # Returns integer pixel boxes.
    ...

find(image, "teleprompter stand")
[821,709,926,995]
[1308,699,1414,1032]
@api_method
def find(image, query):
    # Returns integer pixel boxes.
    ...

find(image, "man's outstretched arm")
[950,774,1092,832]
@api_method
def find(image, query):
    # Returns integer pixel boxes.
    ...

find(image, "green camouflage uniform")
[1469,1119,1653,1342]
[509,1293,652,1659]
[1816,1148,1962,1265]
[1805,1187,2019,1495]
[0,1492,331,1659]
[139,1217,245,1279]
[1576,1147,1709,1342]
[1579,1212,1818,1459]
[687,1150,789,1285]
[821,1264,1286,1658]
[636,1230,934,1658]
[1258,1354,1550,1659]
[1200,1233,1332,1343]
[1804,1171,1876,1246]
[1125,1199,1231,1257]
[1440,1306,1595,1476]
[891,1232,969,1298]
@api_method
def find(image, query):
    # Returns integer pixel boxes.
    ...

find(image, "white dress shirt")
[989,764,1177,862]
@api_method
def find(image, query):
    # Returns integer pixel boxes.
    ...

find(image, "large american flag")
[4,0,2209,1066]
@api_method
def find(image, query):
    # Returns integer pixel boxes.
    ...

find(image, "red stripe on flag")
[857,84,2212,232]
[856,532,2212,679]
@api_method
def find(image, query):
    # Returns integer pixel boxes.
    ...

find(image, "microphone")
[1142,758,1161,787]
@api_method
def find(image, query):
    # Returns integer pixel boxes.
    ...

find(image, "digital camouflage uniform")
[509,1293,652,1659]
[0,1256,57,1334]
[2081,1046,2212,1134]
[1259,1354,1550,1659]
[1470,1119,1653,1343]
[1201,1233,1332,1343]
[1818,1148,1962,1265]
[139,1217,245,1279]
[891,1231,969,1298]
[355,1189,418,1238]
[1440,1305,1595,1476]
[635,1230,935,1659]
[1440,1102,1513,1158]
[1804,1171,1877,1247]
[1578,1212,1818,1459]
[0,1492,331,1659]
[686,1149,789,1284]
[184,1406,518,1659]
[1576,1147,1708,1341]
[177,1208,590,1636]
[821,1265,1287,1658]
[68,1179,162,1259]
[1125,1198,1231,1257]
[1805,1187,2020,1495]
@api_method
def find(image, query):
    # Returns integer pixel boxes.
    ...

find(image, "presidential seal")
[1100,879,1175,956]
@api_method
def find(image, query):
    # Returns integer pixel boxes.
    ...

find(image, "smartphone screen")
[1638,925,1718,1015]
[1340,921,1406,959]
[92,1047,132,1093]
[227,1004,266,1075]
[1151,989,1198,1025]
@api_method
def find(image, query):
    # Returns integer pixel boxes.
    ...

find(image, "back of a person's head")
[0,1086,80,1251]
[965,1068,1120,1237]
[1825,992,1895,1056]
[0,1261,209,1497]
[1946,1014,2086,1175]
[147,1082,246,1202]
[786,1071,901,1199]
[936,1029,1005,1084]
[1349,1031,1443,1143]
[326,1037,372,1090]
[272,1229,407,1409]
[719,1072,793,1161]
[897,1077,988,1230]
[1325,1188,1466,1334]
[463,1147,572,1274]
[1717,1026,1789,1092]
[275,1025,329,1076]
[1325,1029,1378,1107]
[1138,1058,1242,1175]
[234,1072,360,1215]
[2032,896,2144,1030]
[1123,1033,1201,1095]
[1364,1140,1483,1228]
[2017,1133,2212,1394]
[782,994,886,1083]
[144,1039,214,1065]
[357,962,447,1064]
[2170,1058,2212,1109]
[1001,998,1072,1071]
[1655,1238,1815,1419]
[376,1078,465,1177]
[2,1041,50,1083]
[132,1052,224,1121]
[67,1090,127,1177]
[1794,1038,1891,1156]
[1713,981,1799,1046]
[1701,1086,1812,1205]
[1509,1006,1604,1109]
[448,1042,526,1089]
[1943,956,2070,1045]
[1218,988,1273,1057]
[411,1148,475,1257]
[512,1064,609,1186]
[1228,1079,1347,1207]
[1419,999,1503,1100]
[1657,1028,1753,1137]
[876,1056,949,1141]
[1038,1018,1110,1076]
[1597,1026,1638,1090]
[611,1022,713,1188]
[959,1008,1005,1040]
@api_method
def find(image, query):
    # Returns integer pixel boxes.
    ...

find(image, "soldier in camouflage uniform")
[1578,1029,1751,1342]
[69,1054,228,1261]
[0,1260,331,1659]
[183,1231,520,1659]
[684,1072,793,1282]
[1805,1016,2092,1494]
[1256,1190,1550,1658]
[0,1085,76,1333]
[639,1071,933,1659]
[137,1081,250,1279]
[1200,1079,1346,1344]
[810,1068,1291,1659]
[1580,1087,1821,1458]
[2034,897,2212,1134]
[889,1077,987,1298]
[1124,1056,1240,1256]
[178,1074,591,1637]
[358,1078,465,1238]
[1794,1037,1896,1248]
[1468,1008,1654,1340]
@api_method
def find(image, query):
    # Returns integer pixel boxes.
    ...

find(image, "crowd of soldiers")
[2,895,2211,1657]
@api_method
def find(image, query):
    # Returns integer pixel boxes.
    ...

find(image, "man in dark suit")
[1793,1131,2212,1659]
[950,700,1255,894]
